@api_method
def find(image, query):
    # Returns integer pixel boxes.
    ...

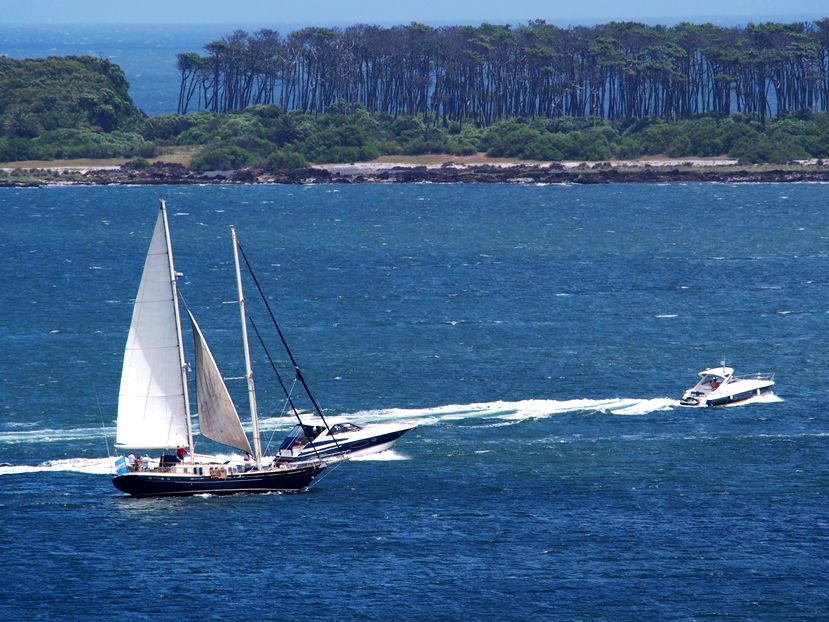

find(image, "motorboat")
[274,416,415,464]
[679,364,775,407]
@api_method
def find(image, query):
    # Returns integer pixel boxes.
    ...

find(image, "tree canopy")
[0,55,153,162]
[0,55,145,133]
[176,20,829,123]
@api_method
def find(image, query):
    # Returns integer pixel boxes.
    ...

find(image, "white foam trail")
[351,449,410,461]
[0,426,112,444]
[0,456,115,476]
[0,397,687,448]
[0,394,788,476]
[341,397,681,424]
[0,393,781,470]
[611,398,679,415]
[719,392,784,407]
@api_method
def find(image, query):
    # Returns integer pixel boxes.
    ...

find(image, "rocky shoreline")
[3,160,829,187]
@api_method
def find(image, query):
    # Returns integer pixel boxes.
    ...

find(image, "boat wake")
[351,449,410,461]
[0,397,685,449]
[0,449,412,477]
[2,395,786,476]
[334,396,680,428]
[0,457,115,476]
[718,392,783,407]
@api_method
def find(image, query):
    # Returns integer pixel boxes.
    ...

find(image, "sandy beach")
[2,154,828,186]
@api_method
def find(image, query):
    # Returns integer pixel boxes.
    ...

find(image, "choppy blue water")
[0,182,827,620]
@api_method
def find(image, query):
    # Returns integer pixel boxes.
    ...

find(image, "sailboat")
[111,200,326,497]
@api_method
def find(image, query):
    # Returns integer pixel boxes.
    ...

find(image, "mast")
[231,226,262,466]
[161,199,195,460]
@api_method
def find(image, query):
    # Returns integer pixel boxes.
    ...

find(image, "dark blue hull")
[112,464,325,497]
[288,428,410,463]
[707,385,774,407]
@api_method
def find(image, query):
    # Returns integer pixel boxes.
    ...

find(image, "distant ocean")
[0,23,303,115]
[1,181,827,620]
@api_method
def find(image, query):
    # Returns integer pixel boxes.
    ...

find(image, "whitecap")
[351,449,410,461]
[611,398,679,415]
[0,456,114,476]
[719,392,783,407]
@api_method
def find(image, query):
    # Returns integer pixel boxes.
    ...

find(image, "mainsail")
[116,207,189,448]
[189,310,253,454]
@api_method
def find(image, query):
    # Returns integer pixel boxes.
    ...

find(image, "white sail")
[188,310,253,454]
[116,208,189,448]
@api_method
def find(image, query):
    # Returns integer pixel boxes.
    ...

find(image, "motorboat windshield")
[329,422,362,434]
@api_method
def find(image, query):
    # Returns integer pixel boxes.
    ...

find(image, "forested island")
[4,19,829,185]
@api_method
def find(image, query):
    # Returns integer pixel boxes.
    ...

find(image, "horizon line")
[2,13,827,28]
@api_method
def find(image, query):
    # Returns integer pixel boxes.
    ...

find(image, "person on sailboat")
[127,452,137,471]
[176,446,187,461]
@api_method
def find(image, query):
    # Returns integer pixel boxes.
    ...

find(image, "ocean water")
[0,182,827,620]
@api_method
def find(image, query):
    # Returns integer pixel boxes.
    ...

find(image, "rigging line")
[235,239,346,465]
[236,241,332,430]
[262,379,298,456]
[95,387,113,463]
[237,239,344,460]
[248,314,303,420]
[248,313,328,463]
[311,457,344,484]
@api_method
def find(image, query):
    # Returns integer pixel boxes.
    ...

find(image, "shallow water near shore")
[0,182,827,620]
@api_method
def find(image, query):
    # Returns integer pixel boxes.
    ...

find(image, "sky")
[2,0,826,25]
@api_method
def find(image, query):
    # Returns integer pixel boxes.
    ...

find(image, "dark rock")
[5,161,829,187]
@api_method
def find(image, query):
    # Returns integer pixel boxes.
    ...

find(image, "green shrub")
[190,144,257,171]
[569,128,611,160]
[614,136,643,159]
[521,134,564,160]
[2,106,42,138]
[483,122,542,157]
[264,149,308,170]
[683,117,725,156]
[124,157,151,168]
[267,112,313,147]
[0,137,33,162]
[142,114,196,141]
[719,118,761,153]
[446,137,478,156]
[245,104,285,120]
[228,135,277,158]
[25,129,157,160]
[300,123,380,163]
[639,123,683,155]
